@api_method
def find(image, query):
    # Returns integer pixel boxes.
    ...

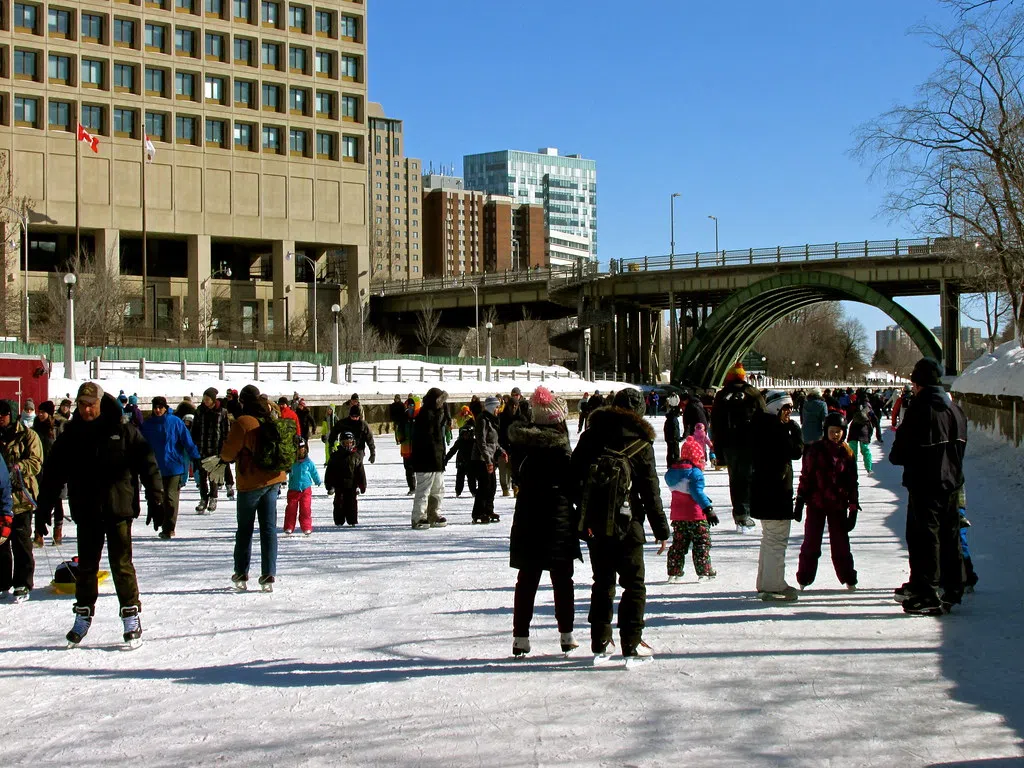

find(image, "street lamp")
[63,273,76,380]
[511,238,520,272]
[583,327,591,382]
[670,193,681,256]
[3,205,29,343]
[485,321,493,382]
[707,215,719,255]
[200,264,232,350]
[290,252,319,357]
[330,303,341,384]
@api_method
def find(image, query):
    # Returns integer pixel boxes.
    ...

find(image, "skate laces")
[121,610,141,634]
[71,614,92,636]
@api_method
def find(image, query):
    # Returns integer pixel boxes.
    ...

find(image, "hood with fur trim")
[585,406,656,443]
[508,421,571,449]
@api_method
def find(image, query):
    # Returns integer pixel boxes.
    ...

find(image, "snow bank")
[952,340,1024,398]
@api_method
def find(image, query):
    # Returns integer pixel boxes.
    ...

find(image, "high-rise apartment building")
[876,325,910,352]
[463,146,597,268]
[366,101,422,282]
[1,0,369,346]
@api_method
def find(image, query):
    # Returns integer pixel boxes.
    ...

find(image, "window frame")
[204,75,226,104]
[145,110,168,141]
[80,103,104,132]
[175,114,198,145]
[47,7,72,38]
[14,49,39,81]
[205,117,227,148]
[175,70,197,100]
[233,36,254,66]
[81,13,104,43]
[175,27,197,57]
[113,17,135,48]
[261,124,283,154]
[113,62,136,92]
[261,82,281,112]
[261,41,281,70]
[113,107,137,138]
[315,130,335,160]
[144,66,166,96]
[233,120,255,151]
[14,3,39,33]
[48,99,72,131]
[233,78,255,108]
[81,57,104,88]
[14,95,40,127]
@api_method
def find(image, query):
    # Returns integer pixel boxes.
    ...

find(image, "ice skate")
[666,575,683,584]
[430,516,448,528]
[226,485,235,500]
[511,637,531,657]
[66,604,93,647]
[120,606,143,649]
[207,498,218,512]
[12,586,29,603]
[52,525,63,546]
[845,583,857,591]
[592,638,616,666]
[412,519,430,530]
[231,573,247,591]
[258,575,275,593]
[33,534,44,548]
[903,595,946,616]
[735,516,756,533]
[698,571,717,583]
[195,500,208,514]
[623,640,654,668]
[560,632,579,654]
[759,586,799,602]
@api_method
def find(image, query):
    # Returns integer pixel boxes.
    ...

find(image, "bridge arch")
[673,271,942,389]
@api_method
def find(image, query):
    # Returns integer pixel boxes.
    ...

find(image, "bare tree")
[35,249,133,347]
[414,298,442,356]
[854,6,1024,344]
[442,328,467,357]
[961,291,1012,350]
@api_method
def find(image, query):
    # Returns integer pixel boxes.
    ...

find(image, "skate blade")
[123,638,143,650]
[592,653,619,667]
[625,656,654,669]
[66,641,82,650]
[261,584,273,593]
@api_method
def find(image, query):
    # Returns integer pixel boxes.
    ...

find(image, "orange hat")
[725,362,746,383]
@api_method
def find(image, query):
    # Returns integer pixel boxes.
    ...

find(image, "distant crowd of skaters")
[0,351,971,654]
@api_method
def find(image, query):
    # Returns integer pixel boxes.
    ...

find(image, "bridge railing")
[372,263,597,297]
[614,237,945,273]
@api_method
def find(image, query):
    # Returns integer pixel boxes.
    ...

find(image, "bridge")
[369,237,979,388]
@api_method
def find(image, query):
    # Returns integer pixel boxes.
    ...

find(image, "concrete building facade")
[1,0,369,348]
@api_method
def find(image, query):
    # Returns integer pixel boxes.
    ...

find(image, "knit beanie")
[613,388,646,416]
[239,384,261,406]
[128,394,138,406]
[725,362,747,383]
[764,389,793,416]
[679,436,705,469]
[910,357,943,386]
[203,387,219,400]
[530,386,568,425]
[483,396,500,414]
[666,393,680,408]
[38,400,55,416]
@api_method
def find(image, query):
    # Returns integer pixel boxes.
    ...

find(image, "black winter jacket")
[664,407,682,444]
[682,398,709,437]
[749,411,804,520]
[36,394,164,523]
[329,417,376,459]
[191,403,229,457]
[410,388,448,472]
[889,385,967,495]
[570,407,670,543]
[710,382,766,459]
[508,422,582,571]
[445,420,475,467]
[498,398,532,449]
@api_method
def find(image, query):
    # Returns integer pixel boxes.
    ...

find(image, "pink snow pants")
[284,488,313,534]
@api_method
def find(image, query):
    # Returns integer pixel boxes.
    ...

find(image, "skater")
[325,433,366,526]
[571,388,669,661]
[691,422,716,469]
[141,396,200,539]
[396,397,419,494]
[31,401,66,547]
[0,458,12,576]
[283,438,321,534]
[388,395,406,441]
[577,392,590,434]
[0,399,43,601]
[958,487,979,592]
[498,387,531,497]
[681,390,709,438]
[664,436,719,583]
[410,388,449,529]
[123,394,144,430]
[750,390,804,601]
[221,385,286,593]
[507,387,581,656]
[445,411,477,498]
[845,389,879,472]
[35,383,164,647]
[664,393,682,467]
[191,388,230,514]
[801,387,828,444]
[710,362,766,531]
[889,358,967,615]
[277,397,302,436]
[329,404,376,464]
[471,396,501,524]
[795,411,859,590]
[294,399,316,442]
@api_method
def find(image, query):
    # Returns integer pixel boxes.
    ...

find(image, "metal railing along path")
[373,265,593,296]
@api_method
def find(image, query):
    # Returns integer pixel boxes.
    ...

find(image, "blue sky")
[368,0,963,350]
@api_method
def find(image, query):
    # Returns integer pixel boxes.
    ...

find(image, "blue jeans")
[234,484,280,579]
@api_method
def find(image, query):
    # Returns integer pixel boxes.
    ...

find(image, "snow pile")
[952,340,1024,398]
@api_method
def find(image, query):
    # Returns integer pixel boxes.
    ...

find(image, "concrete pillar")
[346,243,369,310]
[940,279,961,376]
[640,310,653,383]
[272,239,296,338]
[652,311,663,382]
[93,229,121,275]
[668,291,677,374]
[187,234,211,332]
[576,289,586,376]
[616,307,629,379]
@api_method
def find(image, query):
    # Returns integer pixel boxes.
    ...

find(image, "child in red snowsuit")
[324,432,366,526]
[795,411,859,589]
[284,439,321,535]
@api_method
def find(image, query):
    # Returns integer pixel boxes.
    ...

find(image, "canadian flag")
[144,133,156,164]
[76,123,100,153]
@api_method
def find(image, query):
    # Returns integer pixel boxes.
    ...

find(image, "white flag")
[144,134,156,164]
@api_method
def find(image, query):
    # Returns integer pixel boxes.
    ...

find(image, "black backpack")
[579,439,647,540]
[253,417,298,472]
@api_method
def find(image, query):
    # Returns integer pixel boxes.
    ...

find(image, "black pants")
[666,440,680,467]
[586,531,646,653]
[472,461,496,521]
[907,491,964,603]
[76,518,140,610]
[162,474,182,534]
[725,449,753,523]
[403,458,415,491]
[0,512,34,591]
[513,564,575,637]
[454,463,477,496]
[198,457,220,503]
[333,489,359,525]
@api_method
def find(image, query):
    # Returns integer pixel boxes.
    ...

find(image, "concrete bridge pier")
[940,280,962,377]
[640,310,653,383]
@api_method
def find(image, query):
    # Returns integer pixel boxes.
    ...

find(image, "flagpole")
[142,134,149,333]
[75,126,81,259]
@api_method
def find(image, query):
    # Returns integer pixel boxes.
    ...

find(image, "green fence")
[0,340,523,368]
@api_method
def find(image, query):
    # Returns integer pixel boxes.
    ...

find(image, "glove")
[846,504,860,532]
[704,507,719,526]
[369,453,376,464]
[0,514,11,546]
[793,497,805,523]
[146,503,166,532]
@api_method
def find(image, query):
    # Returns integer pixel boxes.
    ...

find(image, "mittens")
[704,508,719,526]
[793,497,805,523]
[146,503,166,532]
[0,514,11,546]
[846,504,860,532]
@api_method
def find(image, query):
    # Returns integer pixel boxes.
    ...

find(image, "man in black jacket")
[890,358,967,616]
[571,388,669,660]
[410,388,449,529]
[329,404,376,463]
[710,363,766,531]
[35,383,164,647]
[192,387,229,513]
[388,395,406,442]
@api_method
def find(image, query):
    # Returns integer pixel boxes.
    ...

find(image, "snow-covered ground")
[1,411,1021,767]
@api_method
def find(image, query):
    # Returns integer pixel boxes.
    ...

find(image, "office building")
[1,0,369,347]
[463,147,597,268]
[876,325,909,353]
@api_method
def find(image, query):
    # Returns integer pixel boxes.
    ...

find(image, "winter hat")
[38,400,55,416]
[298,399,306,408]
[824,411,847,439]
[530,386,568,425]
[183,413,194,424]
[725,362,747,383]
[60,398,72,408]
[510,386,522,397]
[910,357,943,387]
[679,436,705,469]
[203,387,219,400]
[278,396,290,405]
[808,386,822,397]
[483,396,500,414]
[182,396,193,404]
[152,396,169,410]
[613,388,646,416]
[24,398,35,410]
[666,393,680,407]
[76,382,103,404]
[239,384,261,406]
[764,390,793,416]
[118,394,128,404]
[341,431,355,445]
[128,394,138,406]
[0,400,12,417]
[694,422,708,436]
[460,405,471,417]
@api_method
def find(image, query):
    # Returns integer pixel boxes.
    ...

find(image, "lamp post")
[63,273,77,380]
[670,193,680,256]
[707,214,719,255]
[200,264,232,350]
[291,252,318,356]
[330,303,341,384]
[3,205,29,343]
[470,283,479,358]
[511,238,520,272]
[583,327,591,382]
[485,321,493,382]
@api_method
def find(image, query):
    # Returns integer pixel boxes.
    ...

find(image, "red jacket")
[796,439,859,513]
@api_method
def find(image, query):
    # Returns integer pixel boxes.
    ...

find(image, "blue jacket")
[0,457,12,519]
[664,464,713,511]
[141,413,200,477]
[288,456,322,492]
[801,396,828,444]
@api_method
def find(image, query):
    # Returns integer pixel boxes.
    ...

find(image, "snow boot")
[512,636,531,657]
[67,604,93,646]
[120,605,143,647]
[33,534,44,548]
[560,632,579,653]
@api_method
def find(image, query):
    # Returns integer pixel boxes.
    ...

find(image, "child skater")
[959,486,979,593]
[795,411,859,590]
[664,436,719,583]
[325,432,366,526]
[692,422,717,469]
[284,438,321,536]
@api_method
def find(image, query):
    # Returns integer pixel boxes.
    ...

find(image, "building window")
[81,104,103,132]
[314,9,332,36]
[340,13,358,40]
[315,90,334,117]
[233,0,251,21]
[261,83,281,111]
[261,42,280,68]
[233,36,253,65]
[47,7,71,37]
[175,114,197,143]
[144,23,166,51]
[205,0,224,16]
[49,99,72,130]
[373,134,380,154]
[234,79,254,108]
[340,54,359,81]
[113,63,135,91]
[79,58,104,88]
[14,50,38,80]
[177,0,196,10]
[316,50,334,78]
[288,86,307,114]
[341,94,359,122]
[234,121,254,150]
[262,125,282,152]
[205,32,226,60]
[175,28,196,55]
[114,18,135,47]
[289,128,307,156]
[205,118,226,147]
[145,111,166,140]
[261,1,279,26]
[113,107,136,137]
[288,4,306,31]
[393,138,400,155]
[204,75,225,103]
[14,96,39,126]
[316,131,335,159]
[342,134,359,162]
[175,71,196,99]
[81,13,103,42]
[145,67,166,96]
[14,3,38,32]
[289,45,307,73]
